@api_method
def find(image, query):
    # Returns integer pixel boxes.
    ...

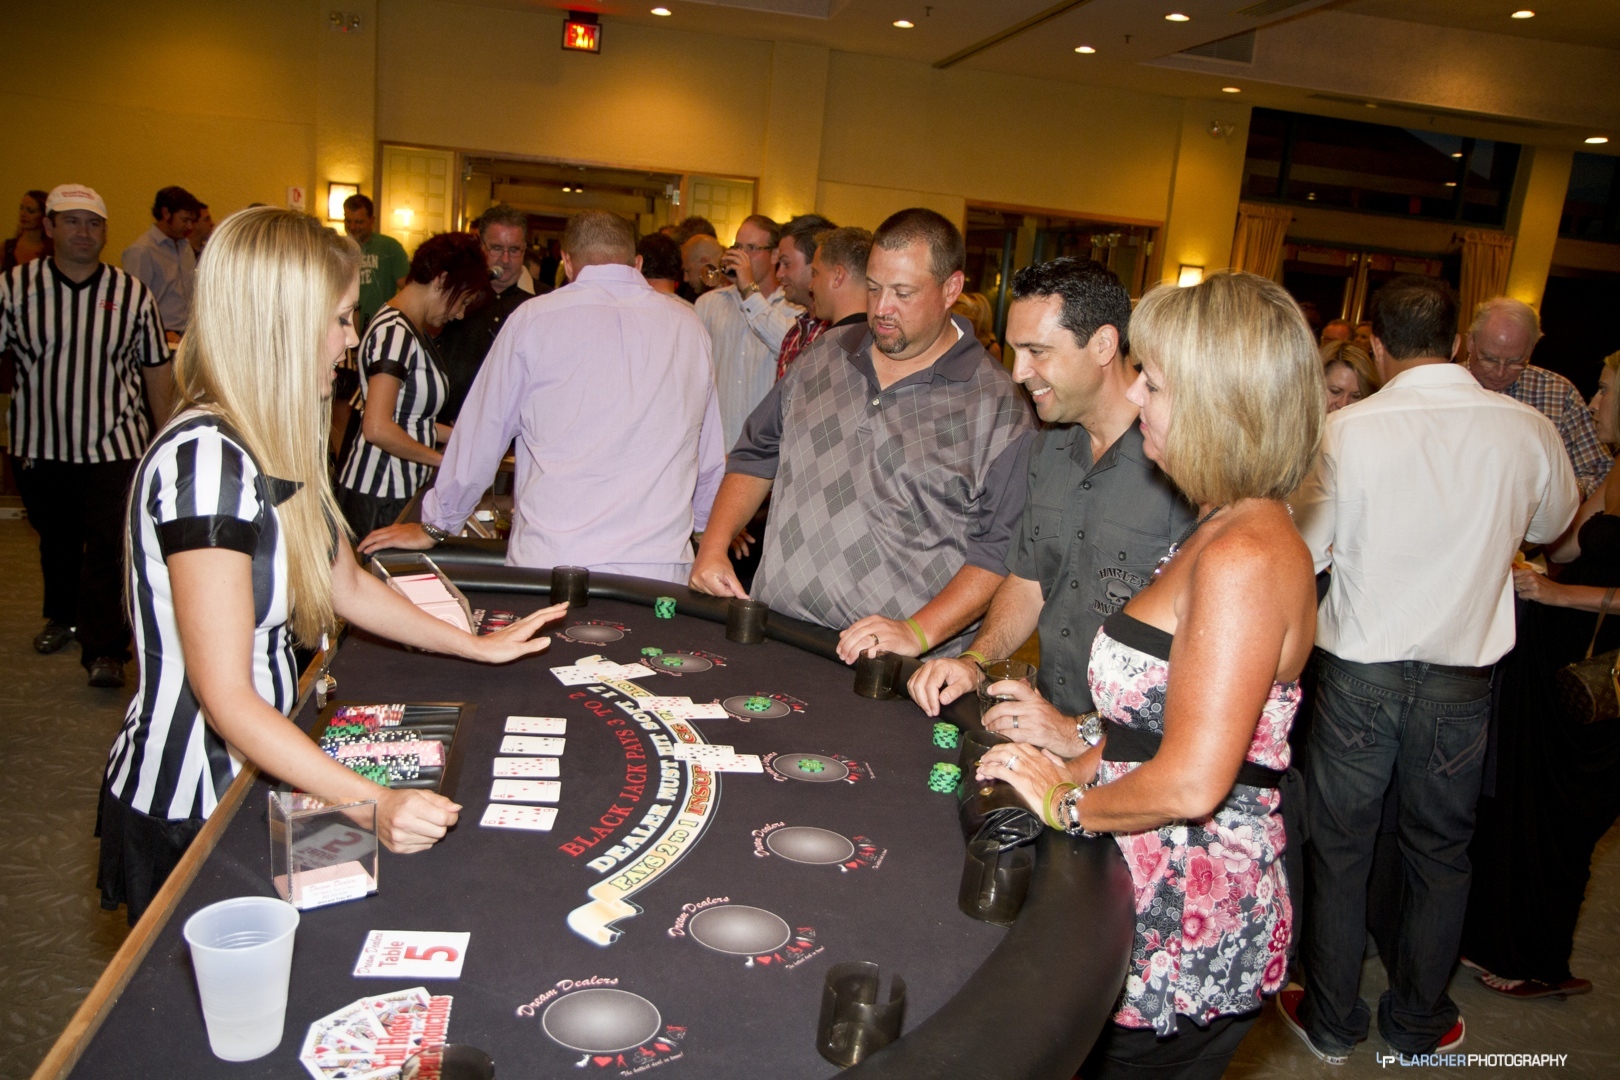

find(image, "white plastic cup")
[182,896,301,1061]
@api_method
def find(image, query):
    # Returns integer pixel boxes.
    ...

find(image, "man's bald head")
[562,210,636,270]
[683,235,724,292]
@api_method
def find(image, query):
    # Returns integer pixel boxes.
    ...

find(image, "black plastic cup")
[816,961,907,1067]
[725,598,769,644]
[853,651,903,699]
[957,838,1035,927]
[402,1044,495,1080]
[957,727,1010,777]
[550,565,589,608]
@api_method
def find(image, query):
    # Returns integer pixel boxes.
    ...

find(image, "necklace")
[1153,504,1227,580]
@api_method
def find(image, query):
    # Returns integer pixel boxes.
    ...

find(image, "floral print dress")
[1088,610,1298,1036]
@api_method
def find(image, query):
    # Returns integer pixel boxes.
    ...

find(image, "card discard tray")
[307,701,474,796]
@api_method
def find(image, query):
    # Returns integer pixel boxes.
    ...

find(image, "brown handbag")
[1554,586,1620,725]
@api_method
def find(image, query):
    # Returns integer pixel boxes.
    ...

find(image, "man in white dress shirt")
[695,215,803,450]
[1282,276,1579,1064]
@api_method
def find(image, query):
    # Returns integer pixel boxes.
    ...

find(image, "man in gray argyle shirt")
[691,208,1034,664]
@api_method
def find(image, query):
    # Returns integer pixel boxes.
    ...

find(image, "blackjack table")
[42,546,1133,1080]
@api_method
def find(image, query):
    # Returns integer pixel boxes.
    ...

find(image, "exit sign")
[562,12,600,53]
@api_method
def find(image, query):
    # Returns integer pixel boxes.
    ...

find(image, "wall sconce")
[1177,264,1205,287]
[327,183,359,222]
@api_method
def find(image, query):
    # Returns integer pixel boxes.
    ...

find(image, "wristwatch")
[1075,711,1104,747]
[737,282,759,300]
[421,523,450,544]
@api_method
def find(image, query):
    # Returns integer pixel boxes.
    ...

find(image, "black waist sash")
[1101,719,1284,789]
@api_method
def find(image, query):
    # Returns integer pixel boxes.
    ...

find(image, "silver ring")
[872,633,879,647]
[1007,755,1017,770]
[1012,717,1020,729]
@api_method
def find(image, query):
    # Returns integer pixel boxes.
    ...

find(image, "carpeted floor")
[0,513,1617,1078]
[0,516,131,1080]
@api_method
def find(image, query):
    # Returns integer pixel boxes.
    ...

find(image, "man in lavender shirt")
[358,211,726,584]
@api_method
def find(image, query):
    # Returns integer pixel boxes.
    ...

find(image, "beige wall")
[1157,100,1252,284]
[0,0,321,258]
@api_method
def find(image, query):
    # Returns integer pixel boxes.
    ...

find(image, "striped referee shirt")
[107,412,299,820]
[337,306,447,500]
[0,258,170,462]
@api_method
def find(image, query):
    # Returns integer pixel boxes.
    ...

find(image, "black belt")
[1101,720,1284,789]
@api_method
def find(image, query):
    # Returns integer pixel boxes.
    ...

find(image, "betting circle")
[541,988,663,1053]
[771,754,850,783]
[687,905,792,956]
[765,826,856,865]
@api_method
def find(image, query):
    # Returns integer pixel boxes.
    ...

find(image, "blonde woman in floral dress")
[977,270,1323,1079]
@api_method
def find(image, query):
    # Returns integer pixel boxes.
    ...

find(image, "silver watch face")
[1078,714,1104,745]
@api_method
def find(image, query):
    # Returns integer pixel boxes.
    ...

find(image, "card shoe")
[1276,988,1350,1065]
[34,621,75,654]
[88,657,126,689]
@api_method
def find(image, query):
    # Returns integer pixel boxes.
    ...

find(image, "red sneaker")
[1276,987,1350,1065]
[1435,1016,1465,1052]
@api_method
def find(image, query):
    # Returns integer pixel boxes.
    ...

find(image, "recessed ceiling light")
[651,6,672,14]
[1587,136,1611,144]
[1221,86,1241,93]
[1075,45,1095,53]
[893,19,914,28]
[1165,12,1190,21]
[1445,181,1458,187]
[1511,9,1535,18]
[1450,151,1463,158]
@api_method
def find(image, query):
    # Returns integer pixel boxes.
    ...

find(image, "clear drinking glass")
[976,659,1037,717]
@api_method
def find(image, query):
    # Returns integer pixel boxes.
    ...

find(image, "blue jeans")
[1298,650,1491,1056]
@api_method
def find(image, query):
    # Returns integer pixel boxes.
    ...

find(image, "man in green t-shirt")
[343,193,409,331]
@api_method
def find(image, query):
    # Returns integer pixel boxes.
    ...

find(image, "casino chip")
[745,696,773,713]
[641,647,663,657]
[932,723,961,749]
[928,762,961,794]
[796,758,826,773]
[654,596,677,618]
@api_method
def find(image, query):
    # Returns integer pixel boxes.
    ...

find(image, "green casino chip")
[654,596,677,618]
[796,758,826,773]
[641,647,663,657]
[932,724,961,749]
[745,696,773,713]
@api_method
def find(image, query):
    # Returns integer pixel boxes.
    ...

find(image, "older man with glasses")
[434,204,534,424]
[1466,296,1612,498]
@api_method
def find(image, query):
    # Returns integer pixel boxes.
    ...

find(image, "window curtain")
[1457,230,1516,333]
[1230,203,1294,279]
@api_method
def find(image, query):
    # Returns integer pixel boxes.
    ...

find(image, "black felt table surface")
[72,595,1007,1079]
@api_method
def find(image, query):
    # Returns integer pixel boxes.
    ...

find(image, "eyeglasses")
[1473,353,1527,373]
[734,242,772,254]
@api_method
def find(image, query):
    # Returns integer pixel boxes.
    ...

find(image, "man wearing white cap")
[0,184,173,688]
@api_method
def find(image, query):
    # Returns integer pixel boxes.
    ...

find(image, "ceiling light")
[1075,45,1095,53]
[651,6,672,14]
[1511,10,1535,18]
[1587,136,1610,144]
[893,19,914,28]
[1445,181,1458,187]
[1221,86,1241,93]
[562,186,573,192]
[1165,13,1190,22]
[1450,151,1463,158]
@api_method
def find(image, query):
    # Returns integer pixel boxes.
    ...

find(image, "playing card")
[712,754,764,773]
[499,735,565,755]
[492,756,560,778]
[504,716,566,734]
[489,778,561,803]
[479,804,558,831]
[550,664,619,686]
[362,986,432,1030]
[639,696,693,709]
[613,663,658,680]
[671,743,733,759]
[665,702,729,719]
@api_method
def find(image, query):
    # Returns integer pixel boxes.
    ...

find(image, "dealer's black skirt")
[335,485,412,541]
[96,785,205,927]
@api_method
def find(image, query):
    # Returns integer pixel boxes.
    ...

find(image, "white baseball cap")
[45,184,108,220]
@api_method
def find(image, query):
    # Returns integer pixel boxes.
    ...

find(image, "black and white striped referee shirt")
[336,306,447,500]
[107,412,299,820]
[0,259,170,463]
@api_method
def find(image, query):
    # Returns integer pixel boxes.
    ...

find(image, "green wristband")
[959,649,989,667]
[1043,782,1078,830]
[905,617,929,653]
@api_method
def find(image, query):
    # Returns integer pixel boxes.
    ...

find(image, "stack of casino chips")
[320,718,437,784]
[744,695,774,713]
[932,722,961,749]
[654,596,677,618]
[928,762,961,794]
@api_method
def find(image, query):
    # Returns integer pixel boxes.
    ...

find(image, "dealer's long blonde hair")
[170,207,358,646]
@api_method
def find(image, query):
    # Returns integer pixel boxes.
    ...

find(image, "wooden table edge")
[29,651,329,1080]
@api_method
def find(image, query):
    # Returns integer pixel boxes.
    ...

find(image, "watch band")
[1076,711,1104,747]
[421,523,449,544]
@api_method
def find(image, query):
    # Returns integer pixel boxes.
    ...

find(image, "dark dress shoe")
[33,621,75,654]
[88,657,126,689]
